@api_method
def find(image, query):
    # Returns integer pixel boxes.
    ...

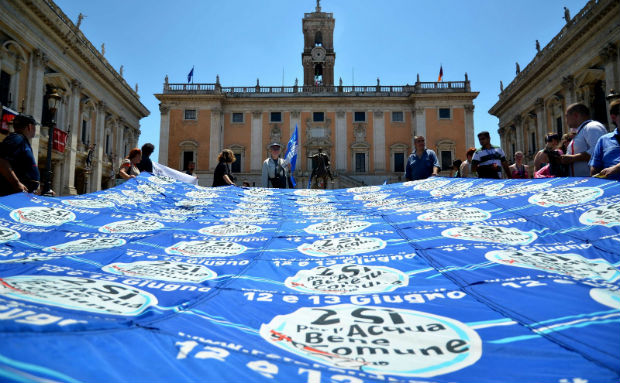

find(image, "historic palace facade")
[489,0,619,163]
[0,0,149,195]
[156,4,478,187]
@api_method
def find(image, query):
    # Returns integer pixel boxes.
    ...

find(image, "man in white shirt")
[560,103,607,177]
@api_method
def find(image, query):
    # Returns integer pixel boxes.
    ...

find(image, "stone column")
[209,108,222,170]
[61,80,81,195]
[600,43,619,119]
[535,98,545,149]
[497,127,506,153]
[373,110,386,172]
[26,49,47,160]
[414,107,426,147]
[250,111,263,171]
[464,104,475,150]
[513,115,523,154]
[93,101,106,191]
[335,110,347,171]
[158,104,170,166]
[562,75,576,106]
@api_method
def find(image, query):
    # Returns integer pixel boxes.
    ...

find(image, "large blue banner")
[0,174,618,382]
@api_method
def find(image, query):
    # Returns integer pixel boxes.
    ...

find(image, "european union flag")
[187,67,194,83]
[285,124,298,187]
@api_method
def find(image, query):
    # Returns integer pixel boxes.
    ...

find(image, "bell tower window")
[314,64,323,86]
[314,31,323,46]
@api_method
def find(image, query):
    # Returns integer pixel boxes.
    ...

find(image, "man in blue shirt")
[590,99,620,180]
[405,136,440,180]
[0,114,40,195]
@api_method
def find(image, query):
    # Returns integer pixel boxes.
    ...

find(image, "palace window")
[184,109,197,120]
[355,153,366,173]
[81,119,89,145]
[0,71,11,107]
[530,132,536,154]
[556,116,563,136]
[313,112,324,122]
[438,108,451,119]
[394,152,405,173]
[354,111,366,122]
[391,111,404,122]
[440,151,452,171]
[270,112,282,122]
[232,112,244,123]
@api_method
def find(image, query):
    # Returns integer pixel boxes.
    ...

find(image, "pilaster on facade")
[414,107,426,145]
[335,110,347,171]
[158,104,170,166]
[464,104,475,150]
[373,110,386,172]
[250,111,263,171]
[209,109,223,170]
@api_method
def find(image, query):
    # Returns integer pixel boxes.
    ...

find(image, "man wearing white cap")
[262,142,290,188]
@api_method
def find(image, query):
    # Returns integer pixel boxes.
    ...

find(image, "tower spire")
[316,0,321,12]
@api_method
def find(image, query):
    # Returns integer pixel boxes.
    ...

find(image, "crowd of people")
[405,100,620,182]
[1,100,617,196]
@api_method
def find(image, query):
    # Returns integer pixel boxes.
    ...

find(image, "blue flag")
[284,124,298,187]
[187,67,194,83]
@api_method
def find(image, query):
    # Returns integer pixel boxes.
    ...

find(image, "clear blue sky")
[55,0,588,162]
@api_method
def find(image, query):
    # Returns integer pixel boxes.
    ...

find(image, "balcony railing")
[163,81,469,96]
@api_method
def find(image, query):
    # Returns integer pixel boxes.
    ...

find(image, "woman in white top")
[459,147,477,178]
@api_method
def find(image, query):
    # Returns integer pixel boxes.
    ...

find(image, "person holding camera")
[262,143,289,188]
[212,149,236,187]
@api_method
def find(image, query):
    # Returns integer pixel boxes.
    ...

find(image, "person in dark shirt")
[137,143,154,173]
[0,114,40,195]
[212,149,236,187]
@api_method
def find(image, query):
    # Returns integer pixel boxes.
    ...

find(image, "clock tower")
[302,0,335,87]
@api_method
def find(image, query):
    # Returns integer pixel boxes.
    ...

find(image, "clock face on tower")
[311,46,326,62]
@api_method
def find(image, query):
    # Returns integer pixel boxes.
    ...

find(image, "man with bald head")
[561,103,607,177]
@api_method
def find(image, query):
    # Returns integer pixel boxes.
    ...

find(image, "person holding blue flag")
[262,143,289,188]
[284,125,299,188]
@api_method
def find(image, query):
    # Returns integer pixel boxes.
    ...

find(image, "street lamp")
[43,88,61,196]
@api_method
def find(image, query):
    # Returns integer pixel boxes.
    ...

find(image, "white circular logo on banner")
[244,188,275,197]
[299,205,336,214]
[285,264,408,294]
[298,237,386,257]
[442,225,537,245]
[199,223,262,236]
[148,175,175,184]
[175,199,212,208]
[61,199,115,208]
[528,187,604,207]
[413,179,451,191]
[237,203,271,210]
[99,220,164,234]
[397,201,456,213]
[229,208,264,216]
[486,182,550,197]
[121,190,153,202]
[260,304,482,377]
[185,190,219,199]
[403,180,429,187]
[417,207,491,222]
[304,220,372,235]
[137,183,165,195]
[220,216,270,224]
[241,196,272,203]
[0,276,157,316]
[430,182,474,197]
[102,261,217,283]
[0,226,20,243]
[296,197,331,205]
[165,240,247,257]
[485,250,620,283]
[452,183,504,199]
[590,288,620,310]
[295,189,326,196]
[353,193,390,202]
[347,186,381,194]
[365,198,405,209]
[10,207,76,227]
[579,202,620,227]
[43,237,126,253]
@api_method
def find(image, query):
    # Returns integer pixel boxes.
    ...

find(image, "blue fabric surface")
[0,174,619,382]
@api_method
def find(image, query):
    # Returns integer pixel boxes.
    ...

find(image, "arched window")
[314,64,323,86]
[314,31,323,46]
